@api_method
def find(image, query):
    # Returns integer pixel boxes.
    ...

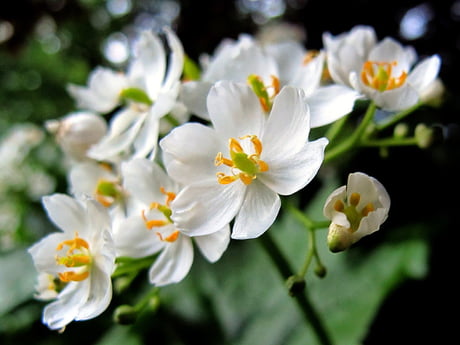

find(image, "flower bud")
[327,223,354,253]
[46,111,107,161]
[323,172,390,252]
[415,123,434,149]
[419,78,445,107]
[113,304,138,325]
[393,123,409,138]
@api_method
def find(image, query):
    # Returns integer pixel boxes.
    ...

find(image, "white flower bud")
[46,111,107,161]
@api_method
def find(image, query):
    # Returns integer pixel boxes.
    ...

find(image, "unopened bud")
[327,223,353,253]
[286,275,305,297]
[393,123,409,138]
[314,264,327,278]
[113,304,138,325]
[415,123,434,149]
[419,78,445,107]
[46,111,107,160]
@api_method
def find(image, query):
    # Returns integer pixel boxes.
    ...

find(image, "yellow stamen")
[349,192,361,206]
[361,61,407,92]
[141,188,176,230]
[55,232,92,283]
[58,271,89,283]
[361,203,375,217]
[334,200,345,212]
[215,135,269,185]
[156,230,180,243]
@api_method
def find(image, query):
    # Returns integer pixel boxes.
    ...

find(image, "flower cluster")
[28,25,441,330]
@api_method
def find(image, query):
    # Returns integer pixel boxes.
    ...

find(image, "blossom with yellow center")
[161,81,328,239]
[323,172,391,252]
[28,194,115,330]
[111,158,230,287]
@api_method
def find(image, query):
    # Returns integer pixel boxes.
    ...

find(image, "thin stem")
[325,114,348,142]
[324,101,376,163]
[375,102,422,131]
[361,136,418,147]
[259,233,334,345]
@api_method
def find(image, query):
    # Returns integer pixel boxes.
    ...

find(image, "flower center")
[247,74,280,112]
[333,192,375,232]
[141,187,179,243]
[215,135,269,185]
[361,61,407,92]
[94,178,123,207]
[55,232,92,283]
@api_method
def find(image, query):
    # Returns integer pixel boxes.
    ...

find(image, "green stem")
[325,114,348,142]
[361,136,418,147]
[375,102,422,131]
[324,101,376,163]
[259,233,334,345]
[112,255,156,278]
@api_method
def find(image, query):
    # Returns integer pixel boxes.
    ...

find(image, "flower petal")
[42,194,86,234]
[75,264,112,321]
[260,138,328,196]
[160,123,224,185]
[231,181,280,239]
[407,55,441,93]
[179,81,213,119]
[113,215,165,258]
[307,85,360,128]
[43,281,89,330]
[262,86,310,160]
[194,224,230,262]
[148,235,194,286]
[28,232,70,274]
[207,81,265,139]
[171,180,245,236]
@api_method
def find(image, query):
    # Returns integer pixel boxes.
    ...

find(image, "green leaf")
[183,54,201,81]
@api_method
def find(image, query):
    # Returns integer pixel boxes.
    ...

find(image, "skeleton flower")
[180,34,358,127]
[324,25,441,111]
[68,27,184,162]
[28,194,116,330]
[323,172,390,252]
[114,158,230,286]
[161,81,328,239]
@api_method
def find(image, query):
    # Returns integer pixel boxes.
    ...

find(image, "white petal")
[374,85,419,111]
[179,81,213,119]
[132,109,160,159]
[207,81,265,139]
[84,198,111,240]
[113,215,165,258]
[260,138,328,196]
[162,27,185,92]
[42,194,86,234]
[43,281,89,330]
[171,180,245,236]
[262,86,310,161]
[194,225,230,262]
[149,235,194,286]
[129,31,166,98]
[289,52,324,95]
[307,85,360,127]
[231,181,280,239]
[160,123,224,185]
[28,232,69,274]
[69,162,113,198]
[75,265,112,321]
[264,40,306,85]
[407,55,441,93]
[368,38,410,70]
[122,158,176,204]
[322,185,347,219]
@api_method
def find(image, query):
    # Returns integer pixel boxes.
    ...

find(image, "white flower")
[28,194,116,330]
[114,158,230,286]
[323,172,390,252]
[68,161,124,209]
[161,81,328,239]
[180,34,358,127]
[45,111,107,162]
[82,27,184,163]
[67,67,129,114]
[324,26,441,111]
